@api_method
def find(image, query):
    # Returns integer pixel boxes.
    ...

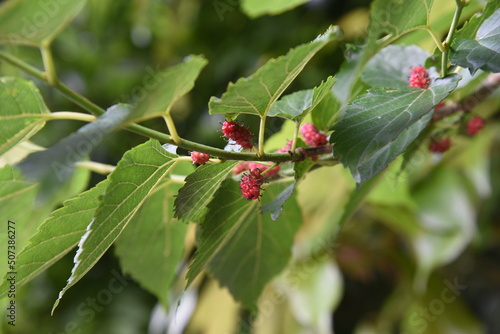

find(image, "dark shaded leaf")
[450,8,500,74]
[174,162,239,223]
[331,75,460,183]
[187,180,302,310]
[261,181,296,221]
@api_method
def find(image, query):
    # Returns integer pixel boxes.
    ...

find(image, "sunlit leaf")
[52,139,178,313]
[18,104,130,204]
[241,0,310,18]
[209,26,341,119]
[115,168,191,309]
[0,180,108,299]
[366,0,433,46]
[0,0,86,46]
[128,55,208,122]
[0,165,38,287]
[268,76,335,121]
[0,77,49,156]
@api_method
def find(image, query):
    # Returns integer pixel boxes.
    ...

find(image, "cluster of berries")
[406,67,487,154]
[466,116,485,136]
[429,138,452,153]
[234,162,280,178]
[409,66,431,89]
[229,121,328,199]
[234,140,288,200]
[428,116,486,153]
[190,151,210,164]
[300,123,327,147]
[221,120,254,149]
[239,168,265,200]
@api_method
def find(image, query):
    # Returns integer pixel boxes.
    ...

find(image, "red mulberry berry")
[240,168,265,200]
[233,162,250,175]
[300,123,327,147]
[190,151,210,164]
[429,138,451,153]
[276,140,293,153]
[221,120,254,149]
[409,66,431,89]
[248,162,280,178]
[435,101,445,110]
[466,116,485,136]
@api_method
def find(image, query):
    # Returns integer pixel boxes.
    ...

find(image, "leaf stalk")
[441,0,465,77]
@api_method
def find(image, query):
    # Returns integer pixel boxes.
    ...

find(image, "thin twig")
[433,73,500,121]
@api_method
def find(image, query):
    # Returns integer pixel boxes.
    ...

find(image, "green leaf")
[367,157,418,210]
[174,161,239,223]
[0,180,108,299]
[127,55,208,122]
[18,104,130,204]
[331,74,460,184]
[450,8,500,74]
[410,168,476,292]
[332,172,382,241]
[267,76,335,122]
[452,0,500,41]
[332,0,433,104]
[278,257,343,333]
[187,180,302,310]
[311,90,341,130]
[241,0,310,18]
[209,26,342,119]
[52,139,178,313]
[0,77,50,156]
[355,113,433,183]
[0,0,86,47]
[402,275,483,334]
[362,45,431,88]
[331,46,365,105]
[261,181,296,221]
[115,174,190,309]
[290,138,315,181]
[0,165,38,285]
[366,0,433,45]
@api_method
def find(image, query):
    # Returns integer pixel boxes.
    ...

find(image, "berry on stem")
[409,66,431,89]
[300,123,327,147]
[276,140,293,153]
[248,162,280,178]
[429,138,451,153]
[435,101,445,110]
[240,168,265,200]
[233,162,250,175]
[190,151,210,164]
[466,116,485,136]
[221,120,254,149]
